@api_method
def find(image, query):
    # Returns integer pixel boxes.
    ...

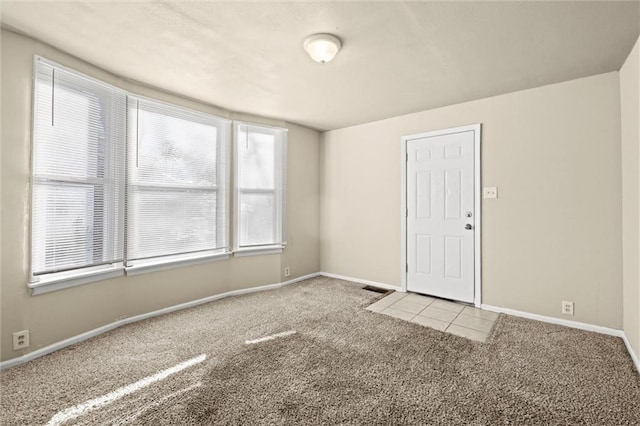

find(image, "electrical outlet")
[483,187,498,199]
[13,330,30,350]
[284,266,291,277]
[562,301,574,316]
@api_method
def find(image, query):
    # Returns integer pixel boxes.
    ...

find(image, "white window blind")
[31,57,126,279]
[126,96,230,265]
[234,123,287,249]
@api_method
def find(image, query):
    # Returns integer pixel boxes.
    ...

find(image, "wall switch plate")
[13,330,30,350]
[284,267,291,277]
[562,301,574,316]
[483,187,498,199]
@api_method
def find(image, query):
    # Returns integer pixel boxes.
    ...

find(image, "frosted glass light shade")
[303,33,341,64]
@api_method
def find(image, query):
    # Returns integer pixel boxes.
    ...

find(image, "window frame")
[232,121,287,256]
[124,94,232,272]
[29,56,127,293]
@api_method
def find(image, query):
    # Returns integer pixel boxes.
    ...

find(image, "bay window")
[29,57,287,293]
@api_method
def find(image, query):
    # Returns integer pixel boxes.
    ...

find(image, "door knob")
[465,224,473,230]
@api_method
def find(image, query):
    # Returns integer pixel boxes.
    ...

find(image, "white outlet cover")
[13,330,30,350]
[483,187,498,199]
[561,301,574,315]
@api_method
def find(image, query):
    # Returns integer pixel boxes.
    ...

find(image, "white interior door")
[406,129,476,303]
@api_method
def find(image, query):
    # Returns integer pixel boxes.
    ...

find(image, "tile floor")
[366,291,498,342]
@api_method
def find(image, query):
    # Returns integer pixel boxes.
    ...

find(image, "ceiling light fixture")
[303,33,342,64]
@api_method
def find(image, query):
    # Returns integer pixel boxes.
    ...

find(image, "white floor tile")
[387,298,427,315]
[418,306,459,323]
[367,294,493,343]
[460,306,499,321]
[430,299,465,313]
[410,315,449,331]
[403,293,436,306]
[446,324,488,342]
[452,314,495,333]
[366,301,388,313]
[381,307,416,322]
[375,291,407,307]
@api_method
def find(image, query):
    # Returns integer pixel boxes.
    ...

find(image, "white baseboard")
[4,273,637,375]
[277,272,322,288]
[482,304,639,374]
[481,304,623,336]
[0,272,321,370]
[621,333,640,374]
[319,272,402,292]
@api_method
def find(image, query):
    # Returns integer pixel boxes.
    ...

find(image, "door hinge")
[406,152,409,162]
[406,263,408,272]
[406,208,408,218]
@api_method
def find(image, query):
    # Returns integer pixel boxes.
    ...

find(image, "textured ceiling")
[1,1,639,131]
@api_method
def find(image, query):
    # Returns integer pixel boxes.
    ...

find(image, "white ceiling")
[1,1,639,131]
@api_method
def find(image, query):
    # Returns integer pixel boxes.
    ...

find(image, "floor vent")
[362,286,390,294]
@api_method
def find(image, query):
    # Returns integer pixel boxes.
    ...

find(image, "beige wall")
[281,123,321,281]
[321,72,623,329]
[0,29,321,362]
[621,36,640,358]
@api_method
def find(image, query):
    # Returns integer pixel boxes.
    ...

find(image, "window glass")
[239,130,275,189]
[235,124,286,249]
[31,58,126,277]
[126,97,229,264]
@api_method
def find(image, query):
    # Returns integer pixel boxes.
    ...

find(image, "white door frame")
[400,124,482,307]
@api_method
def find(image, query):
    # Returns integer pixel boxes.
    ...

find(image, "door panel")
[406,130,475,303]
[416,235,432,274]
[444,236,462,279]
[416,172,431,218]
[445,169,462,219]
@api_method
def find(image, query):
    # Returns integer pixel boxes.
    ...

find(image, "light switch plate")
[483,187,498,199]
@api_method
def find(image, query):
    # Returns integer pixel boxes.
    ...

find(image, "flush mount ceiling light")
[303,33,342,64]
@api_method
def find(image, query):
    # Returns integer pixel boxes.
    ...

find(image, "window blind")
[235,123,287,248]
[126,96,230,264]
[31,58,126,278]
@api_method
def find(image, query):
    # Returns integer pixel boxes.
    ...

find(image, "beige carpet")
[1,277,639,425]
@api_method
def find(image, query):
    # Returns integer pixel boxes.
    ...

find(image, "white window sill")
[29,265,124,296]
[125,251,230,276]
[28,251,230,294]
[27,245,282,295]
[233,245,284,257]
